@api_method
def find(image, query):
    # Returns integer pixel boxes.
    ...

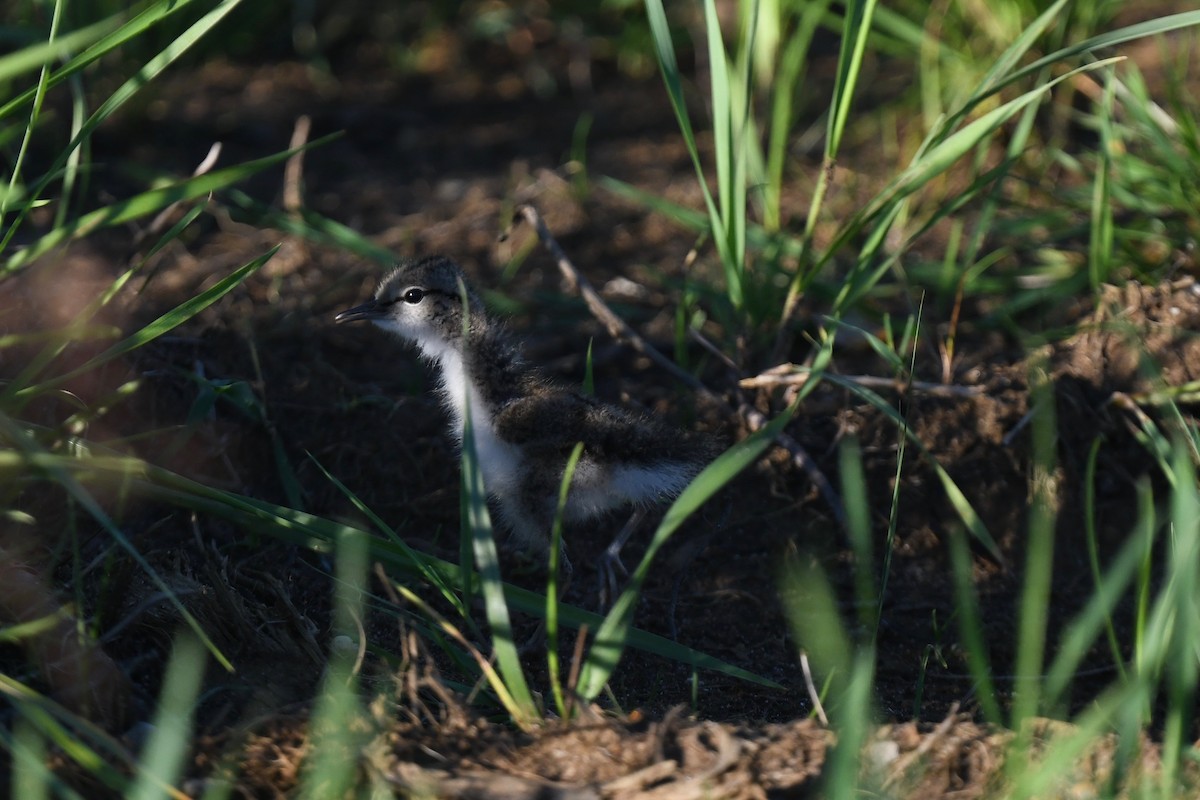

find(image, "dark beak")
[335,300,382,323]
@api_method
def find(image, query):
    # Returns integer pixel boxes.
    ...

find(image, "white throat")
[425,344,475,432]
[373,317,476,430]
[418,339,523,497]
[372,315,522,503]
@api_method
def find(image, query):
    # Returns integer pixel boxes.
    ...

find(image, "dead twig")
[283,115,311,215]
[515,203,846,530]
[739,367,985,398]
[564,623,590,721]
[799,650,828,726]
[131,141,222,256]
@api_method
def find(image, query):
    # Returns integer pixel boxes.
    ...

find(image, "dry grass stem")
[740,367,984,398]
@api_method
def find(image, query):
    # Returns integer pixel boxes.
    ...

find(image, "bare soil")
[3,18,1200,798]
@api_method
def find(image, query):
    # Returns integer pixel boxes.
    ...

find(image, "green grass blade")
[0,419,233,672]
[816,371,1003,561]
[0,11,122,87]
[811,61,1114,310]
[11,248,275,401]
[1108,394,1176,487]
[0,0,248,258]
[456,278,538,726]
[642,0,730,299]
[600,176,804,260]
[1042,512,1150,710]
[1008,684,1139,800]
[705,0,732,239]
[307,452,468,620]
[226,189,395,266]
[701,0,751,306]
[826,0,878,157]
[598,176,708,230]
[51,64,87,232]
[840,439,875,633]
[1,193,201,397]
[822,650,875,797]
[1083,437,1129,682]
[947,526,1003,724]
[581,339,595,397]
[779,552,852,701]
[823,317,907,374]
[952,0,1069,126]
[1011,365,1057,731]
[11,714,53,800]
[576,398,799,701]
[794,0,877,273]
[0,264,137,405]
[0,1,206,122]
[461,396,538,726]
[128,635,205,800]
[997,11,1200,103]
[960,94,1041,272]
[1089,68,1116,290]
[1,0,64,227]
[0,675,130,795]
[1160,444,1199,792]
[548,442,585,718]
[5,134,336,273]
[298,530,371,800]
[763,0,829,231]
[5,446,782,689]
[642,0,719,221]
[875,59,1123,220]
[1132,479,1154,700]
[139,201,209,269]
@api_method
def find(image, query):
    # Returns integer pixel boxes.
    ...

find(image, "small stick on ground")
[800,650,829,726]
[283,115,312,216]
[565,623,590,720]
[515,203,846,530]
[740,368,985,398]
[131,141,222,256]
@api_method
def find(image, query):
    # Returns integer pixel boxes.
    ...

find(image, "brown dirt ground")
[3,14,1200,798]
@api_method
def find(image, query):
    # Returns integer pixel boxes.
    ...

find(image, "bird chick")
[335,256,715,563]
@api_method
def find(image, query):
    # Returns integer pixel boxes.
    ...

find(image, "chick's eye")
[403,288,425,304]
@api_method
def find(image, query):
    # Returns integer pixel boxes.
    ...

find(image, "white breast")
[430,346,522,498]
